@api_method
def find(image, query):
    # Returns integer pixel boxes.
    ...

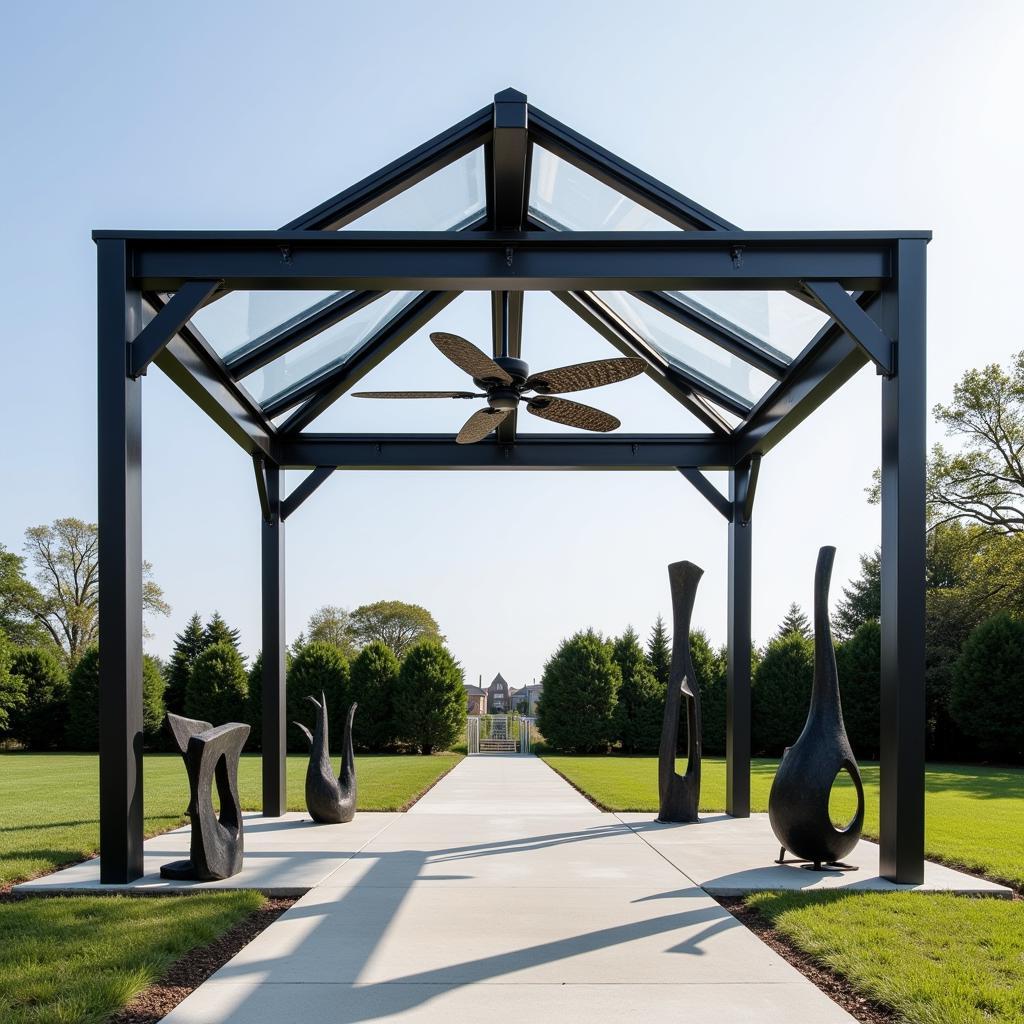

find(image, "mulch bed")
[716,895,898,1024]
[107,896,295,1024]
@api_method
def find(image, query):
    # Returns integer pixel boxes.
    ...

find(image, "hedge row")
[536,612,1024,762]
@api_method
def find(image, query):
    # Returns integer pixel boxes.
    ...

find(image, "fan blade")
[527,396,620,432]
[351,391,480,399]
[526,357,646,395]
[456,407,511,444]
[431,332,513,384]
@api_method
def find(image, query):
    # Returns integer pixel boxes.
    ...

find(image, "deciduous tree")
[350,600,443,659]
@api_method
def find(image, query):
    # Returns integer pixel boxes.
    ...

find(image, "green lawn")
[0,752,461,886]
[0,891,262,1024]
[541,755,1024,888]
[746,891,1024,1024]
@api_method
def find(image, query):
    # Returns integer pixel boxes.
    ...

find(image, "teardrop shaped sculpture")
[658,560,703,823]
[768,546,865,866]
[294,693,357,824]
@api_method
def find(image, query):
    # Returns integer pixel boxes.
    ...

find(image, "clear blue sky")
[1,1,1022,686]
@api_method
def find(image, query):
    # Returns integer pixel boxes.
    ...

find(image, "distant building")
[464,684,486,716]
[509,682,543,715]
[486,673,510,713]
[465,674,542,716]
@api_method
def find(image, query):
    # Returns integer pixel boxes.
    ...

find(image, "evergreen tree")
[9,646,69,749]
[612,626,664,753]
[691,631,727,756]
[646,615,671,687]
[286,641,350,752]
[65,646,164,750]
[835,621,880,759]
[165,612,205,714]
[951,612,1024,760]
[538,630,620,753]
[751,632,814,756]
[244,649,293,752]
[775,602,811,640]
[0,631,26,738]
[185,641,249,727]
[202,611,242,656]
[833,549,880,642]
[349,640,400,752]
[393,640,466,754]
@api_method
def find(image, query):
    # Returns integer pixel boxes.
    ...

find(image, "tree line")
[538,351,1024,765]
[0,581,467,754]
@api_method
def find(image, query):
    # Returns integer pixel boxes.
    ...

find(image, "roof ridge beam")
[276,291,459,431]
[284,106,492,231]
[528,105,738,232]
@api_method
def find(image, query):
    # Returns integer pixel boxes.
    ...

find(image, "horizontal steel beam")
[97,230,927,292]
[280,433,733,471]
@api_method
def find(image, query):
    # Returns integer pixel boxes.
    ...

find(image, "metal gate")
[467,715,536,754]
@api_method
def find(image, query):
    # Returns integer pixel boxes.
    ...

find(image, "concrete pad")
[14,813,401,896]
[616,812,1012,896]
[213,882,801,986]
[161,980,853,1024]
[409,754,597,815]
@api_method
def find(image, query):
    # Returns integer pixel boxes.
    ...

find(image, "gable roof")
[172,88,835,445]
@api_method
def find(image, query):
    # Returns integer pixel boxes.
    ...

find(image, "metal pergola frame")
[95,89,928,884]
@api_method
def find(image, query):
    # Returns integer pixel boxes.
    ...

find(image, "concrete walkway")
[161,756,855,1023]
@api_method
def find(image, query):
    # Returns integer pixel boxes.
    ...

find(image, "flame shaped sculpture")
[657,560,704,823]
[768,546,866,868]
[294,694,357,824]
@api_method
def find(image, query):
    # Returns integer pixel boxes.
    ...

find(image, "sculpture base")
[160,859,199,880]
[775,847,859,872]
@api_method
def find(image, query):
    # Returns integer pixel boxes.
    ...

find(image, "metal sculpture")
[160,713,249,881]
[768,545,866,869]
[657,560,703,823]
[294,694,357,824]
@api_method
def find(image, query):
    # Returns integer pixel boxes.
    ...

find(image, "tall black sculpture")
[768,546,865,869]
[160,713,249,881]
[294,694,357,824]
[657,560,703,823]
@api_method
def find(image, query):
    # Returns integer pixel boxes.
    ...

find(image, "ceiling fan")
[353,332,646,444]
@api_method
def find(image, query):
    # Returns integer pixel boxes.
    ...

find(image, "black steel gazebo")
[95,89,928,884]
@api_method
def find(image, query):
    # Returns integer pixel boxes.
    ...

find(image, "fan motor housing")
[493,356,529,384]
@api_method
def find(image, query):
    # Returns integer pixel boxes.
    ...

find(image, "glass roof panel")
[190,290,346,358]
[245,291,419,406]
[595,291,774,407]
[341,148,486,231]
[669,290,831,359]
[528,146,678,231]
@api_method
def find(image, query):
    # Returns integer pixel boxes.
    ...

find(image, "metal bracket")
[130,280,220,378]
[801,280,894,377]
[281,465,335,521]
[678,468,732,520]
[253,455,272,523]
[735,454,761,526]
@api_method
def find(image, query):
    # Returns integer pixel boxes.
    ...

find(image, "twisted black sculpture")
[160,713,249,881]
[768,546,865,869]
[657,560,703,823]
[294,694,357,824]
